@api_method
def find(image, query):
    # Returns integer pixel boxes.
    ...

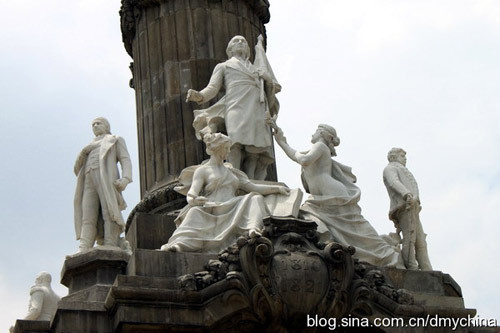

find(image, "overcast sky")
[1,0,499,329]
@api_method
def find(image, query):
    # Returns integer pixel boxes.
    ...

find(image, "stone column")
[120,0,276,199]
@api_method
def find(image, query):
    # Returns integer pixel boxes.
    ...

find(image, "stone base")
[42,219,480,332]
[61,248,130,294]
[381,267,475,318]
[50,248,131,333]
[12,320,50,333]
[51,309,111,333]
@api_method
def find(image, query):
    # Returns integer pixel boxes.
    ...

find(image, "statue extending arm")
[270,122,322,166]
[186,63,224,104]
[268,122,298,162]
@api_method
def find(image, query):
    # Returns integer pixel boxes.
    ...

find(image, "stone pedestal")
[51,249,130,333]
[381,267,474,317]
[36,217,478,333]
[60,249,130,295]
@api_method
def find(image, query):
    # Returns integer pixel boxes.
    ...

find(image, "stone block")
[58,285,111,311]
[61,248,130,294]
[127,249,217,278]
[412,293,465,308]
[381,268,473,313]
[12,320,50,333]
[52,309,110,333]
[381,268,457,296]
[126,212,177,250]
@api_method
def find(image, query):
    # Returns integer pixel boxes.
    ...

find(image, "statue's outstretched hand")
[186,89,203,104]
[273,126,287,145]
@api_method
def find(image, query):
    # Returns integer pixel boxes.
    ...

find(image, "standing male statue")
[22,272,60,322]
[73,117,132,252]
[383,148,432,270]
[186,35,280,180]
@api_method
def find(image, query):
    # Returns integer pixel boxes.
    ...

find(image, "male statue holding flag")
[186,35,281,180]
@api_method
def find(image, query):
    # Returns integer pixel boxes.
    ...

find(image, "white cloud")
[315,0,500,53]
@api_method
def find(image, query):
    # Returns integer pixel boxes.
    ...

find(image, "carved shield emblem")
[270,251,329,314]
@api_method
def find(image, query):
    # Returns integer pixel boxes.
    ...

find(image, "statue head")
[35,271,52,285]
[387,147,407,166]
[312,124,340,156]
[226,35,250,59]
[204,133,232,158]
[92,117,111,136]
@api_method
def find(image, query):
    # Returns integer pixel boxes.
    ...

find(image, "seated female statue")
[161,133,289,253]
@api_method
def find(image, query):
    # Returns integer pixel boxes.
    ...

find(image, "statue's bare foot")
[249,229,262,238]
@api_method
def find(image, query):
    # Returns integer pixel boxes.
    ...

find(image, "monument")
[11,1,477,332]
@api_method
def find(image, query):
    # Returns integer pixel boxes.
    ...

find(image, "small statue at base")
[23,272,60,322]
[383,148,432,271]
[161,133,289,253]
[73,117,132,252]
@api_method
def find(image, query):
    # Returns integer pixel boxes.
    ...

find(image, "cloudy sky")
[1,0,499,329]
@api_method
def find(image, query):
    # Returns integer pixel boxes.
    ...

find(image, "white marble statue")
[22,272,60,322]
[186,35,281,180]
[271,122,404,268]
[161,133,289,253]
[73,117,132,252]
[383,148,432,271]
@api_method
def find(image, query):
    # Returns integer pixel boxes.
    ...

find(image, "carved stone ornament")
[178,217,423,329]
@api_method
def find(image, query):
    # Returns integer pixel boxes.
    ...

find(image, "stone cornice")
[120,0,271,57]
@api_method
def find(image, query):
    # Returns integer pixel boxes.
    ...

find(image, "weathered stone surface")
[52,309,111,333]
[127,249,217,278]
[126,212,177,250]
[61,248,130,294]
[48,218,477,332]
[12,320,50,333]
[381,267,463,297]
[58,285,110,311]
